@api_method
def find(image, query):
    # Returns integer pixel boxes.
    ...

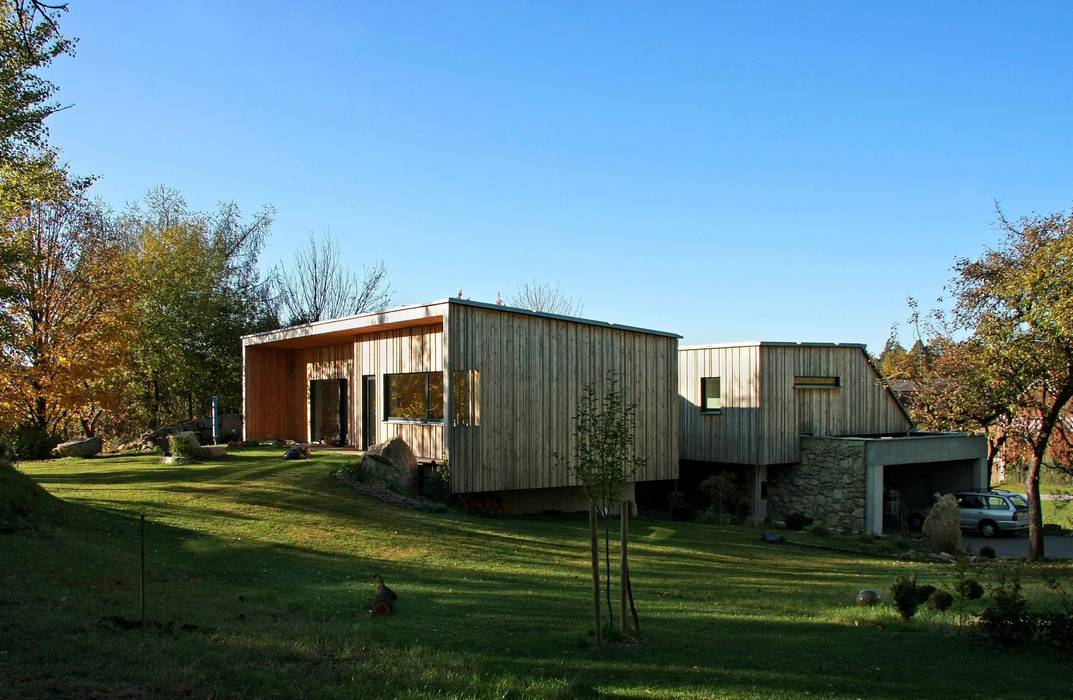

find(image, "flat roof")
[679,341,868,351]
[244,297,681,348]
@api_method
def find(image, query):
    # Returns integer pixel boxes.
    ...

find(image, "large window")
[384,372,444,422]
[794,375,840,388]
[701,377,721,413]
[450,370,481,427]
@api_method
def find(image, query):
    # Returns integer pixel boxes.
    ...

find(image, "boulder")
[161,455,193,465]
[52,437,102,458]
[856,589,880,606]
[168,431,201,458]
[363,437,419,494]
[283,446,311,460]
[200,445,227,459]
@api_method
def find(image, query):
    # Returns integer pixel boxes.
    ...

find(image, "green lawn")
[4,450,1072,699]
[993,481,1073,529]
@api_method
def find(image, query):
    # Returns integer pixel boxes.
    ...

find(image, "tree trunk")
[603,508,613,634]
[986,430,1008,478]
[1026,447,1046,560]
[589,503,602,647]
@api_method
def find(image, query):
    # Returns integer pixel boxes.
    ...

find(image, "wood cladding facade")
[243,300,680,493]
[679,343,912,466]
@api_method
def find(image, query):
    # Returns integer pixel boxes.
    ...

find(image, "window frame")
[793,375,841,389]
[383,371,444,423]
[700,376,722,414]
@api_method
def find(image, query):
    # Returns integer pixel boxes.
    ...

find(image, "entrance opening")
[362,375,376,449]
[883,459,977,531]
[310,378,348,445]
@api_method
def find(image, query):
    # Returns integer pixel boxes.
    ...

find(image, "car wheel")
[979,520,999,538]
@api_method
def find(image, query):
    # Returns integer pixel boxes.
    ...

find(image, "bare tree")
[275,231,391,326]
[509,280,583,316]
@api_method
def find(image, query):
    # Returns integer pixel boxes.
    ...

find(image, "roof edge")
[448,298,681,338]
[680,341,868,350]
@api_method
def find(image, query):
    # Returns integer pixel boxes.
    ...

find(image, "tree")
[557,372,645,643]
[123,187,277,429]
[0,0,73,166]
[275,231,391,326]
[0,167,131,449]
[947,206,1073,560]
[509,280,583,317]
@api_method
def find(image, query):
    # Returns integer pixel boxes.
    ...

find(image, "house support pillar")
[865,463,884,535]
[752,465,768,523]
[972,457,988,490]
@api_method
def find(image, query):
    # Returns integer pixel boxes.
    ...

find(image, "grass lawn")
[4,450,1072,699]
[993,481,1073,530]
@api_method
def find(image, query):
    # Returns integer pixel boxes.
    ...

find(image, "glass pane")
[428,372,444,421]
[703,377,721,411]
[987,496,1008,509]
[1008,495,1029,511]
[311,379,341,443]
[386,373,426,420]
[794,376,840,387]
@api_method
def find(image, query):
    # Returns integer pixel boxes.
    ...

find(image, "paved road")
[963,532,1073,559]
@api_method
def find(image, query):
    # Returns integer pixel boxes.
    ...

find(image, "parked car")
[906,489,1030,537]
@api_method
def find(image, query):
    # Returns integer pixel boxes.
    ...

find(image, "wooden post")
[589,503,602,647]
[620,501,627,634]
[139,513,146,628]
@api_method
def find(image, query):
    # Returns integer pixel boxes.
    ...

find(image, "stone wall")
[766,436,867,532]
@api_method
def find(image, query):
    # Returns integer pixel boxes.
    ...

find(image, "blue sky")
[44,1,1073,350]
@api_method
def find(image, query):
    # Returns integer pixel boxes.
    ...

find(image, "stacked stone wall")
[766,437,867,532]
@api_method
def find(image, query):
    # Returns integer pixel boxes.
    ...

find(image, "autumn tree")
[509,280,583,317]
[275,231,391,326]
[945,207,1073,560]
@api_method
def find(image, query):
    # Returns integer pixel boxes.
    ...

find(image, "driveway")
[963,532,1073,559]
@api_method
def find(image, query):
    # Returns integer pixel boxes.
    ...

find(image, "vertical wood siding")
[677,346,762,464]
[445,304,679,494]
[354,323,445,460]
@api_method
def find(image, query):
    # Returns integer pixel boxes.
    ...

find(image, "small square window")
[701,377,721,412]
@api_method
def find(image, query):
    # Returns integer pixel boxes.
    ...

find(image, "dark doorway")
[362,375,377,449]
[310,378,348,445]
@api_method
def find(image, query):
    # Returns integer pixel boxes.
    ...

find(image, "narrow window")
[384,372,444,422]
[794,375,840,388]
[701,377,721,413]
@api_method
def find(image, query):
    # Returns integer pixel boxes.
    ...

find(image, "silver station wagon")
[955,490,1030,538]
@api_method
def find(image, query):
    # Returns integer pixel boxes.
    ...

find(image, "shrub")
[784,512,813,531]
[921,493,962,553]
[979,546,997,559]
[0,425,60,461]
[927,589,954,612]
[696,506,731,525]
[807,522,830,537]
[981,574,1032,647]
[667,491,697,521]
[168,431,201,458]
[700,471,743,518]
[891,574,920,620]
[1035,612,1073,654]
[914,584,937,605]
[955,578,984,601]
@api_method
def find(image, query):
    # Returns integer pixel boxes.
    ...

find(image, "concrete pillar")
[865,463,884,534]
[972,457,988,490]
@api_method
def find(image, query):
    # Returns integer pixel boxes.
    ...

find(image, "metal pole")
[139,513,145,628]
[211,395,219,445]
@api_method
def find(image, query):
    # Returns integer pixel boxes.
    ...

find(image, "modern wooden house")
[242,299,680,508]
[677,342,987,533]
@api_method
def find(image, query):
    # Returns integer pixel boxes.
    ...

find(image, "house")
[242,298,681,511]
[676,342,987,533]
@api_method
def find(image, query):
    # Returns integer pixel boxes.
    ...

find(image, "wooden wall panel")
[446,304,679,494]
[677,345,762,464]
[243,345,294,440]
[354,323,445,460]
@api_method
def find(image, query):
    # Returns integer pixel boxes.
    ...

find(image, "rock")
[168,431,201,458]
[363,437,418,493]
[283,446,310,460]
[53,437,103,458]
[856,589,880,606]
[200,445,227,459]
[761,532,785,544]
[161,455,193,465]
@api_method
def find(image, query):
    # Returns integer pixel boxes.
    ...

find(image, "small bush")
[927,589,954,612]
[168,431,201,458]
[979,546,997,559]
[667,492,697,522]
[922,492,962,554]
[807,522,830,537]
[696,506,732,525]
[981,574,1032,647]
[956,578,984,601]
[914,584,937,605]
[1035,612,1073,654]
[784,512,813,531]
[0,425,60,461]
[891,574,920,620]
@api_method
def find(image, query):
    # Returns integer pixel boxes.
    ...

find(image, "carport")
[864,433,988,534]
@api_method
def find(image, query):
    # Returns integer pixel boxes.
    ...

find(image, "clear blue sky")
[44,1,1073,350]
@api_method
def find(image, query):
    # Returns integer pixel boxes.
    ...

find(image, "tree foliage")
[275,231,391,326]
